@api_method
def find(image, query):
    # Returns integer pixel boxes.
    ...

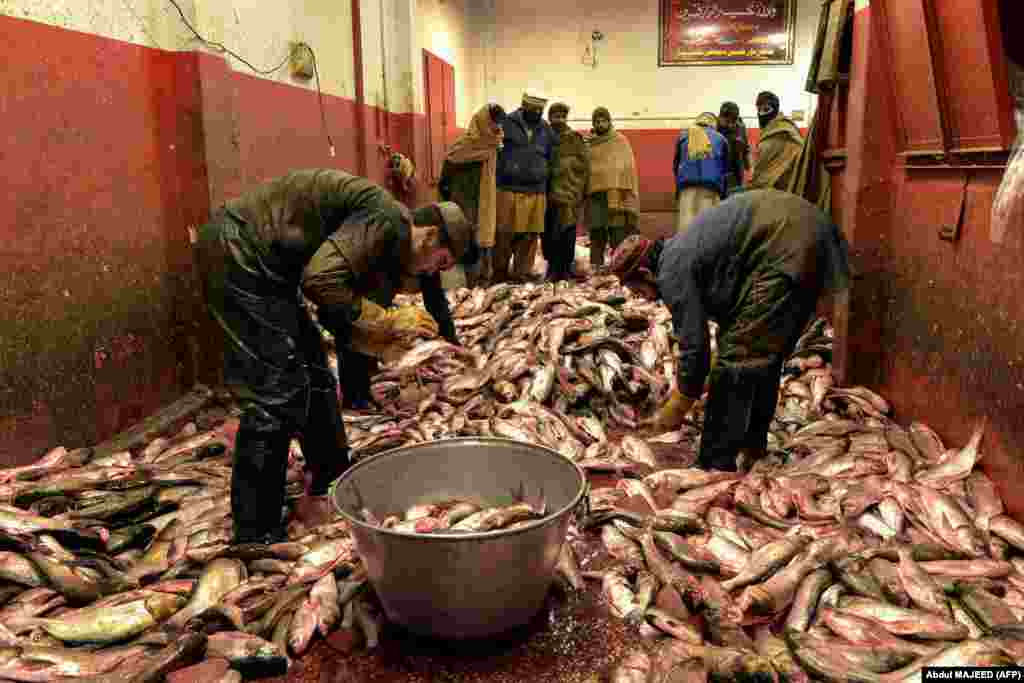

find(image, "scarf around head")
[445,105,504,247]
[687,112,720,161]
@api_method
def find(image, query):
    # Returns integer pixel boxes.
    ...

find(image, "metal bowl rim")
[332,436,587,542]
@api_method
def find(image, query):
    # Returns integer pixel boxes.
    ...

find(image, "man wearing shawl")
[494,92,557,283]
[439,104,507,287]
[544,102,590,281]
[673,112,729,233]
[586,107,640,270]
[607,190,851,473]
[749,92,805,192]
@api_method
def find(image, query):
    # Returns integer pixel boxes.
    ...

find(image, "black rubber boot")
[231,424,291,545]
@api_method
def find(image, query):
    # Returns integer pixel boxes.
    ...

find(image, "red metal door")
[423,50,456,184]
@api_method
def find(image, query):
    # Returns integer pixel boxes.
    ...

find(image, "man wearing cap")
[607,190,851,472]
[195,169,475,545]
[494,91,557,283]
[717,102,751,194]
[673,112,729,234]
[544,102,590,281]
[749,91,804,192]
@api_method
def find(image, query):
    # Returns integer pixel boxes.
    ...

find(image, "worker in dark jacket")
[195,169,474,545]
[544,102,589,281]
[672,112,729,234]
[717,102,751,195]
[494,92,556,283]
[608,190,851,472]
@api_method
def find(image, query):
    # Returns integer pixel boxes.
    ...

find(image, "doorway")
[423,50,456,185]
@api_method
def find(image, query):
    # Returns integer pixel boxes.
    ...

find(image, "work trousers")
[494,230,540,282]
[544,203,577,281]
[675,186,721,234]
[196,211,350,544]
[697,270,818,472]
[339,348,378,410]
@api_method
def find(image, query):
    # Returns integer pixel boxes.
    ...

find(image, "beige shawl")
[587,128,640,218]
[445,106,503,246]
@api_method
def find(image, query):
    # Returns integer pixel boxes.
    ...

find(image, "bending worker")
[608,189,850,472]
[196,168,474,546]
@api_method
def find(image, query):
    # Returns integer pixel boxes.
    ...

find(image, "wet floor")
[260,583,642,683]
[257,435,697,683]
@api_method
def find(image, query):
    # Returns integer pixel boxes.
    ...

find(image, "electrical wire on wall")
[165,0,336,156]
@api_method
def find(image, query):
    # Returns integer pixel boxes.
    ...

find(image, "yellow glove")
[386,305,439,338]
[351,299,408,351]
[644,389,696,431]
[356,299,387,324]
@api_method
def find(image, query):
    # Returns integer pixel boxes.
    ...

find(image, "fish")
[784,568,833,632]
[556,543,585,592]
[896,547,952,618]
[836,596,968,640]
[168,558,247,628]
[721,535,810,593]
[206,631,288,679]
[34,592,184,643]
[917,420,986,489]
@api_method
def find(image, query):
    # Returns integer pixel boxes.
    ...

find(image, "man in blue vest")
[672,112,729,234]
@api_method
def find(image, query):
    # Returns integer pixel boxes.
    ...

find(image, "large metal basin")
[331,437,587,640]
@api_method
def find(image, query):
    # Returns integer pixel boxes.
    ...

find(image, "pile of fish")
[574,414,1024,680]
[0,388,381,682]
[330,276,726,463]
[0,273,1021,683]
[357,489,548,535]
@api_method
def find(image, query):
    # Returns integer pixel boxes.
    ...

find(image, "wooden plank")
[920,0,954,153]
[91,384,215,458]
[931,0,1016,151]
[871,0,945,154]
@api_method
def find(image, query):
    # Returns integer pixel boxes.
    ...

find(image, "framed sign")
[659,0,798,67]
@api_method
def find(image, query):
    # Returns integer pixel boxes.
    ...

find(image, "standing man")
[672,112,729,234]
[494,92,556,283]
[586,107,640,271]
[195,169,475,546]
[544,102,590,281]
[749,91,805,192]
[439,104,507,287]
[607,190,850,473]
[717,102,751,195]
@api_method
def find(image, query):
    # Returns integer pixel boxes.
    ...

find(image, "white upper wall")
[1,0,355,99]
[473,0,820,129]
[416,0,479,125]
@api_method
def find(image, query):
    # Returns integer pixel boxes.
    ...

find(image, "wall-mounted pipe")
[379,0,390,143]
[351,0,369,175]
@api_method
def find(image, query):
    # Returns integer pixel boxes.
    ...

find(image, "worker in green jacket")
[195,169,474,545]
[608,189,851,472]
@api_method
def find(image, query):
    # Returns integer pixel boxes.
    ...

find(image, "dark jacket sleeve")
[419,273,458,344]
[301,239,362,346]
[661,268,711,399]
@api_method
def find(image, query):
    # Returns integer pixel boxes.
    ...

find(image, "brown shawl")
[445,106,503,246]
[587,128,640,219]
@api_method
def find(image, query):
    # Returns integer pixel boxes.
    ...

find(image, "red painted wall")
[0,14,421,466]
[0,15,213,465]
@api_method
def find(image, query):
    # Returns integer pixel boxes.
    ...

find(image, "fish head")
[145,593,187,621]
